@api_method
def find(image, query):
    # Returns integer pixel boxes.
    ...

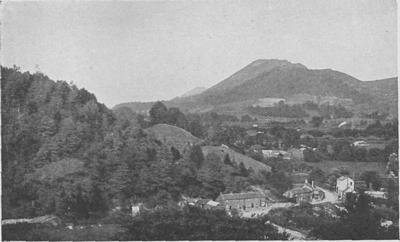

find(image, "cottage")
[131,203,143,216]
[216,191,267,211]
[283,180,324,203]
[353,140,369,147]
[336,176,355,200]
[262,150,291,160]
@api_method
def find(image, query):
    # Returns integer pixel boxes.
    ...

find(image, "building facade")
[216,192,267,211]
[336,176,355,200]
[283,180,324,203]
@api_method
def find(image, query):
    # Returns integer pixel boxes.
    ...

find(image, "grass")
[145,124,203,152]
[202,145,271,173]
[305,160,387,177]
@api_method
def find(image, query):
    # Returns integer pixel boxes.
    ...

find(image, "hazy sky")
[2,0,397,107]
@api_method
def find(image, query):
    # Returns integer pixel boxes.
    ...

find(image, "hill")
[117,59,397,116]
[181,86,207,97]
[202,145,271,173]
[145,124,203,153]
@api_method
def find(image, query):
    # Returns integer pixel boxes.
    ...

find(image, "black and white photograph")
[1,0,399,240]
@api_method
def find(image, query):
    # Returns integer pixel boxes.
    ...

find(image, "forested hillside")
[1,66,274,222]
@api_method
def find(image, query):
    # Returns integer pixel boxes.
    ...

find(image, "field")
[145,124,203,152]
[305,160,387,177]
[202,145,272,173]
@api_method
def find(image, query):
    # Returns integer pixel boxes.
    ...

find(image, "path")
[268,222,307,240]
[311,186,338,205]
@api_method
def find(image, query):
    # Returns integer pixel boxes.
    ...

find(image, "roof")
[218,192,266,201]
[337,176,353,182]
[206,200,220,206]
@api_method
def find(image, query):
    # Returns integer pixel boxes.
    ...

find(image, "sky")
[2,0,398,107]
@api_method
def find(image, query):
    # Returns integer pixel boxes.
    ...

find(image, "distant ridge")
[181,86,207,97]
[116,59,398,116]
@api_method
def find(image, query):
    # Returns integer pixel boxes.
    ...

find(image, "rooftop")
[218,191,266,200]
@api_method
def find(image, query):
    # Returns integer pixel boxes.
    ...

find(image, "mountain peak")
[249,59,307,69]
[206,59,307,93]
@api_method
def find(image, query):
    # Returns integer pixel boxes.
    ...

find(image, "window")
[229,206,232,210]
[251,203,254,208]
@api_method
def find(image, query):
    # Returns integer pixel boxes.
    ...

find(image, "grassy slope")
[145,124,203,153]
[202,145,271,173]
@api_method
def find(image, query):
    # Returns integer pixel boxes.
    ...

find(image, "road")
[268,222,307,240]
[311,186,338,205]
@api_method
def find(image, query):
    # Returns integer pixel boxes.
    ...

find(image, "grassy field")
[305,160,387,177]
[145,124,203,152]
[202,145,271,173]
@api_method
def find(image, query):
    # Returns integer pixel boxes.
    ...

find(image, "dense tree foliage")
[1,67,254,221]
[311,193,399,240]
[119,206,289,240]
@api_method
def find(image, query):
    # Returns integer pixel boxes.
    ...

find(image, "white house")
[336,176,355,200]
[365,191,388,199]
[353,140,369,147]
[131,203,143,216]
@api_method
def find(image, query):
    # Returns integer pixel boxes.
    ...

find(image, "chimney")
[311,180,314,188]
[369,182,373,191]
[305,179,308,185]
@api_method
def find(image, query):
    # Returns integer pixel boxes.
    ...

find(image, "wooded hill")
[1,66,277,221]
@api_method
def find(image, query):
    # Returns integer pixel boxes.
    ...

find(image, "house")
[353,140,369,147]
[283,180,324,203]
[336,176,355,200]
[365,191,388,199]
[195,199,224,210]
[288,148,305,160]
[216,191,268,211]
[262,150,291,160]
[178,195,200,207]
[131,203,143,216]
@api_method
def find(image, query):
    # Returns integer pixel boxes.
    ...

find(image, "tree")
[310,116,323,127]
[223,154,232,165]
[360,171,381,190]
[311,192,398,240]
[337,144,353,161]
[149,101,168,125]
[367,148,386,163]
[238,162,249,177]
[241,115,253,122]
[353,147,367,162]
[189,145,204,168]
[171,146,181,161]
[303,149,321,163]
[188,120,205,138]
[167,107,188,129]
[308,168,325,183]
[119,206,289,240]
